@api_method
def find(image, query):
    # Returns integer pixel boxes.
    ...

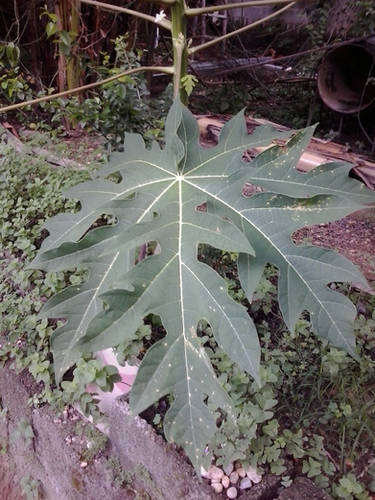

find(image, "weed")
[20,475,42,500]
[11,418,35,448]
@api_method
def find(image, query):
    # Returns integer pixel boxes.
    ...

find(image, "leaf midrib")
[177,177,197,456]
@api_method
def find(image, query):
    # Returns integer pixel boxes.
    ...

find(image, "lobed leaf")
[31,100,374,469]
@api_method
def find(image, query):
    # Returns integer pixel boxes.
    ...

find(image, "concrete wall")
[0,365,213,500]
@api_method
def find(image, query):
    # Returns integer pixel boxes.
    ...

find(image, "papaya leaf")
[30,100,374,469]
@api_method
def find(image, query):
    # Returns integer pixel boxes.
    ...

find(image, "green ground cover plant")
[0,135,118,416]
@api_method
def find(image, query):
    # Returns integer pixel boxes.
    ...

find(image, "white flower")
[155,10,166,23]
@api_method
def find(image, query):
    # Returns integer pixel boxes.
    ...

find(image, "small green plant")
[20,475,42,500]
[106,456,134,488]
[60,358,120,416]
[76,423,109,463]
[11,418,35,448]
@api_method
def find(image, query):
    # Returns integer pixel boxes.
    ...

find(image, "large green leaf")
[30,100,374,469]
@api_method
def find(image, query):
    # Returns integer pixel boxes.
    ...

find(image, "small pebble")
[212,482,223,494]
[246,466,262,484]
[229,471,239,484]
[240,477,252,490]
[227,486,238,499]
[237,467,246,478]
[208,465,224,481]
[222,475,230,488]
[80,461,88,468]
[224,463,234,476]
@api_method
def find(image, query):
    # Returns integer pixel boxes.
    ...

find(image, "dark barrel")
[317,39,375,114]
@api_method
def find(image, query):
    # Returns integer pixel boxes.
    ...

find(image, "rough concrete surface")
[0,365,129,499]
[0,364,333,500]
[109,397,213,500]
[0,364,215,499]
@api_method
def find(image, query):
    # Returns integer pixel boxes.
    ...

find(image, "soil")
[293,209,375,284]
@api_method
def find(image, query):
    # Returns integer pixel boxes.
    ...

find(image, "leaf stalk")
[189,2,295,55]
[0,66,174,114]
[186,0,300,16]
[171,0,188,103]
[80,0,172,31]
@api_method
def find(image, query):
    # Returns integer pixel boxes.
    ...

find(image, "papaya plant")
[30,100,375,469]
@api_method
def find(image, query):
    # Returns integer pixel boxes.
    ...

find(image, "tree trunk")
[67,0,81,91]
[55,0,81,92]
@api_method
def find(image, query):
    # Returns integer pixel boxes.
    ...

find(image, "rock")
[246,466,262,484]
[239,474,280,500]
[222,476,230,488]
[224,463,234,476]
[237,467,246,478]
[212,482,223,494]
[208,465,224,481]
[230,471,239,484]
[227,486,238,499]
[240,477,252,490]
